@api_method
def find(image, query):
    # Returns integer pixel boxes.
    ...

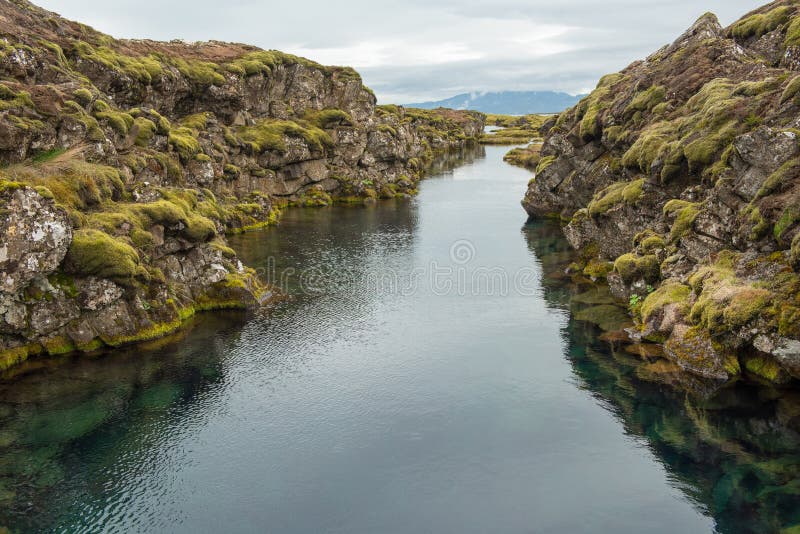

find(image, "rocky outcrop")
[520,0,800,385]
[0,0,484,371]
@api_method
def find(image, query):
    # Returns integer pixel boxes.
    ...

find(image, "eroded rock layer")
[0,0,484,370]
[522,1,800,384]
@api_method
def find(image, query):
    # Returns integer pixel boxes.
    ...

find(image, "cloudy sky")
[36,0,763,103]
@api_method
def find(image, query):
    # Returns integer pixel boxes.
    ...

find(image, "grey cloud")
[35,0,765,103]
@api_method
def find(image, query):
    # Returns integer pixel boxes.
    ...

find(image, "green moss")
[688,251,777,337]
[587,178,644,216]
[744,354,784,382]
[786,16,800,47]
[304,108,353,128]
[774,207,800,242]
[747,206,771,240]
[575,77,623,141]
[298,188,333,207]
[641,235,666,253]
[8,160,125,211]
[626,85,666,115]
[730,6,791,40]
[93,102,135,135]
[536,155,556,174]
[223,50,324,77]
[640,282,691,324]
[725,287,772,327]
[31,148,66,164]
[223,164,240,177]
[792,233,800,267]
[0,343,42,372]
[614,253,660,284]
[48,272,78,298]
[377,124,397,136]
[0,84,34,112]
[181,112,211,130]
[41,335,77,356]
[101,318,182,348]
[74,41,163,83]
[164,56,225,86]
[133,117,157,147]
[73,87,93,105]
[168,127,201,162]
[757,157,800,199]
[583,259,614,280]
[683,122,737,172]
[663,201,700,242]
[237,119,332,154]
[781,75,800,104]
[64,229,142,281]
[621,122,677,172]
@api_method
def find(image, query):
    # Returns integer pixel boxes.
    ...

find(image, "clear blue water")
[1,145,799,533]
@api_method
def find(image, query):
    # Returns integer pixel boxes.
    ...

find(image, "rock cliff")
[522,1,800,384]
[0,0,484,370]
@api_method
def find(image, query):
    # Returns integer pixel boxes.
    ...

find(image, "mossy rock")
[21,397,115,445]
[614,253,661,284]
[64,229,142,281]
[640,282,691,324]
[575,304,632,331]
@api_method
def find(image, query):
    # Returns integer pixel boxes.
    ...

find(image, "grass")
[503,144,542,170]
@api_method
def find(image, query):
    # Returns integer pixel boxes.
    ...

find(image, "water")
[0,146,799,533]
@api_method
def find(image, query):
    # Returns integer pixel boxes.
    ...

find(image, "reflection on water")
[524,220,800,534]
[0,145,797,533]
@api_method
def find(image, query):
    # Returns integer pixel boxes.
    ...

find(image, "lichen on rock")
[0,0,485,371]
[518,1,800,385]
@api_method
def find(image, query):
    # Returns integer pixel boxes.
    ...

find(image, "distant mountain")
[405,91,586,114]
